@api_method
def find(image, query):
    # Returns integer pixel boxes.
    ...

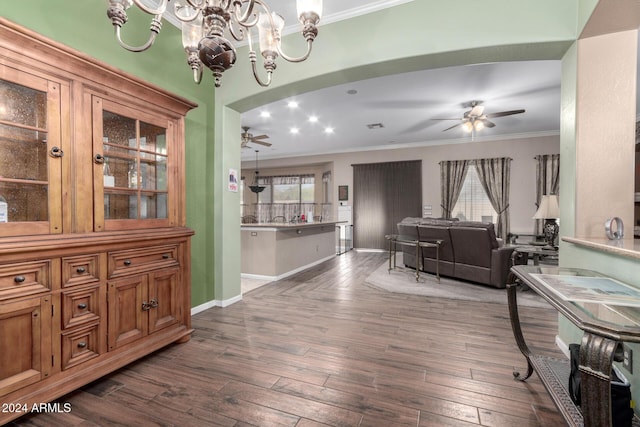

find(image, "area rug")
[365,254,550,309]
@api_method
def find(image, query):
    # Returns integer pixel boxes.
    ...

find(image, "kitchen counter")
[241,221,345,280]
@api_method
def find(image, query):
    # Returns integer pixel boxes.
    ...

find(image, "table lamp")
[533,194,559,248]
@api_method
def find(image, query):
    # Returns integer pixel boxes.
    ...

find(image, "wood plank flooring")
[10,251,565,427]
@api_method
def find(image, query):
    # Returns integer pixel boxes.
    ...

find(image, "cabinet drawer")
[0,261,50,301]
[62,255,100,288]
[61,322,99,370]
[108,245,179,278]
[61,286,101,329]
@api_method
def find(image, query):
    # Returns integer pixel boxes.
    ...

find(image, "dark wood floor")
[11,251,566,427]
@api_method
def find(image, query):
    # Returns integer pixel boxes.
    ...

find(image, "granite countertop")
[562,236,640,260]
[241,221,347,229]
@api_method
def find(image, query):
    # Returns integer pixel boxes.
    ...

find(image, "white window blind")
[452,167,497,222]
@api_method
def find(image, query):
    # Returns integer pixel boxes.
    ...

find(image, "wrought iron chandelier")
[106,0,323,87]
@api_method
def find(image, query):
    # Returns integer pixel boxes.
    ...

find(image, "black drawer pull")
[77,303,87,309]
[77,342,87,349]
[76,267,86,274]
[14,276,25,283]
[123,259,132,266]
[162,254,170,259]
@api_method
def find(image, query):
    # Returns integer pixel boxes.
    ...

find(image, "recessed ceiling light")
[290,127,299,134]
[287,101,299,108]
[347,89,357,95]
[260,111,271,118]
[324,127,334,134]
[309,116,318,123]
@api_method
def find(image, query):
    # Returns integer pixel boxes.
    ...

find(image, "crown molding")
[246,130,561,161]
[163,1,415,41]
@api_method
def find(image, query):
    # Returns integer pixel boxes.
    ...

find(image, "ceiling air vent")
[366,123,384,129]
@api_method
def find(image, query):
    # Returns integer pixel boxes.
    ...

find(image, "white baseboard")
[193,255,336,315]
[241,254,335,282]
[555,334,570,358]
[190,293,243,315]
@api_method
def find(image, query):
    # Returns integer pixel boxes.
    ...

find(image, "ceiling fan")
[433,101,525,132]
[241,126,272,148]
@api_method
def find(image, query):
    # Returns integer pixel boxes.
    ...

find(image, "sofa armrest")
[490,246,516,288]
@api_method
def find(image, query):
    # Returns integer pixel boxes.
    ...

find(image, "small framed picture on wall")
[338,185,348,201]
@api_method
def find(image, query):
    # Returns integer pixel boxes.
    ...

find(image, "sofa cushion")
[452,221,499,249]
[449,224,497,268]
[417,224,455,263]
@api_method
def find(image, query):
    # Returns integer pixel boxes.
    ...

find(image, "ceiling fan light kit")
[106,0,322,88]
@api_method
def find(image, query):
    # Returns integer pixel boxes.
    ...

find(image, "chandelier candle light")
[106,0,323,87]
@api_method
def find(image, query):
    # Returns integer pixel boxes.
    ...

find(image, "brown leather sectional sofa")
[397,217,518,288]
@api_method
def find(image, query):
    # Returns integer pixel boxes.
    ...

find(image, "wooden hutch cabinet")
[0,19,196,424]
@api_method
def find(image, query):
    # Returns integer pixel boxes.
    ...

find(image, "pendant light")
[249,150,265,193]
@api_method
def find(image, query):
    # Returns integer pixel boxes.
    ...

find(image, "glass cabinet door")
[94,98,173,230]
[0,67,62,236]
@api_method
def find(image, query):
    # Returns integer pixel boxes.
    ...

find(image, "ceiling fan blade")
[430,118,461,121]
[442,122,463,132]
[251,134,269,140]
[479,119,496,128]
[485,109,525,118]
[253,140,272,147]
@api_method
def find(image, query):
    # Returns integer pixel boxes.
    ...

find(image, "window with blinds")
[452,167,497,222]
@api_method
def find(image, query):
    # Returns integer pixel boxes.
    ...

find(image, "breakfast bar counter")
[241,221,344,280]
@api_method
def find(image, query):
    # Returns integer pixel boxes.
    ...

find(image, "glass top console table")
[508,265,640,427]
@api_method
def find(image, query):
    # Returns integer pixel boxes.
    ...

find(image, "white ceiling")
[240,60,562,160]
[237,1,562,161]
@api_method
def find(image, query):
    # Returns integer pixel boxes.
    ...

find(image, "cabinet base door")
[0,297,51,397]
[107,275,146,351]
[148,268,180,334]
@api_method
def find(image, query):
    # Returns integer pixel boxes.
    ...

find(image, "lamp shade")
[533,195,559,219]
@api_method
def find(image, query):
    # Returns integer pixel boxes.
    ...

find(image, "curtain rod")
[438,157,513,165]
[350,160,422,167]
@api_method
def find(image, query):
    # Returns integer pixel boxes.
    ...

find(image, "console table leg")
[507,277,534,381]
[580,333,619,427]
[415,241,420,282]
[436,244,440,283]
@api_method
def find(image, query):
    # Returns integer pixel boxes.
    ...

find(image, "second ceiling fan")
[433,100,525,132]
[241,126,272,148]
